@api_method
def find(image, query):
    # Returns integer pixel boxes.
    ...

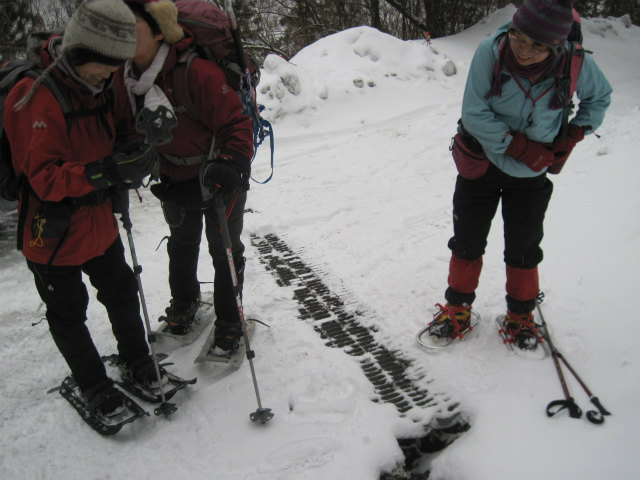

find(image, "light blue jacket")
[461,22,612,177]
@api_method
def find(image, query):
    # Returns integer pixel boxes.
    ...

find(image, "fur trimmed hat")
[512,0,575,48]
[128,0,185,44]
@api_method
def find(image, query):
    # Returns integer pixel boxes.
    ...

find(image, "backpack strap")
[558,42,585,142]
[568,43,584,99]
[160,152,207,166]
[171,50,201,122]
[26,69,113,137]
[16,183,30,251]
[39,74,72,116]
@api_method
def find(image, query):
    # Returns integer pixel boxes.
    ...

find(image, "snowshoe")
[154,298,212,345]
[496,312,548,359]
[102,354,197,404]
[48,376,147,436]
[417,303,479,349]
[195,318,257,367]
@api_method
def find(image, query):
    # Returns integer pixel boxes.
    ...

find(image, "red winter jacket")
[115,32,254,184]
[5,39,133,266]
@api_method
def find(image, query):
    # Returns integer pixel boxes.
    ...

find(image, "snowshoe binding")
[48,376,147,436]
[496,311,548,359]
[195,318,257,367]
[417,303,479,349]
[102,354,196,404]
[154,297,212,345]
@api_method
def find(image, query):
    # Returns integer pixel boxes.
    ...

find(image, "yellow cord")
[29,215,46,247]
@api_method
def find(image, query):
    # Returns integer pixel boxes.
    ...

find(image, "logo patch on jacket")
[32,120,48,129]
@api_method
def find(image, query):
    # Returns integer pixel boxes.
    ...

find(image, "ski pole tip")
[250,407,274,424]
[154,402,178,417]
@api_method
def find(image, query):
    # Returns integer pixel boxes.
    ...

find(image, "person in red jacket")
[5,0,161,417]
[122,1,254,354]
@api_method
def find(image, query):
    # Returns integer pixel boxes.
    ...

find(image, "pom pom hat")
[127,0,185,44]
[512,0,575,48]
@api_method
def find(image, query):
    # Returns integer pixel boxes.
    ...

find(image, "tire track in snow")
[251,232,470,474]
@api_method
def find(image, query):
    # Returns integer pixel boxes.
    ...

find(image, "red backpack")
[171,0,260,122]
[171,0,273,182]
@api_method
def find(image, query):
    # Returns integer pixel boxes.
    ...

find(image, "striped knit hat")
[62,0,137,61]
[13,0,136,111]
[512,0,575,48]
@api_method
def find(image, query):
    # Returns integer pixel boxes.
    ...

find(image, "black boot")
[164,297,201,335]
[211,319,243,355]
[82,378,125,418]
[121,355,167,389]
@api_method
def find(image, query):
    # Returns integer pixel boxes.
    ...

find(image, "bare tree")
[0,0,44,61]
[7,0,636,66]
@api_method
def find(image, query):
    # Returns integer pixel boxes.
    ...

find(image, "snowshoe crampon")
[495,315,549,360]
[48,376,148,436]
[416,309,480,349]
[101,354,197,403]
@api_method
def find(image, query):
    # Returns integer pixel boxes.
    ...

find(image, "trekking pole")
[555,350,611,424]
[537,295,611,424]
[118,189,177,417]
[214,195,273,424]
[535,293,582,420]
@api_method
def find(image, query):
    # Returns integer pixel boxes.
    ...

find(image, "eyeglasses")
[508,31,550,57]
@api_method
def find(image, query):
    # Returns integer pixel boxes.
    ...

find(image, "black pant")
[448,163,553,268]
[162,190,246,324]
[27,237,149,392]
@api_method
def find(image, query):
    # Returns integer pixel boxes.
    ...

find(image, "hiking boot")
[502,311,543,351]
[164,297,201,335]
[122,355,167,389]
[428,303,472,339]
[83,379,126,418]
[210,320,243,356]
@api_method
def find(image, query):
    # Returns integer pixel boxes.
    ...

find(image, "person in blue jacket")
[427,0,612,350]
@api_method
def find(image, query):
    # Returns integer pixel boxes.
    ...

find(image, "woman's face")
[509,31,551,66]
[74,62,120,86]
[133,15,164,70]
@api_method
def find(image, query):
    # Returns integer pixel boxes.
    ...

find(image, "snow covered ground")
[1,5,639,479]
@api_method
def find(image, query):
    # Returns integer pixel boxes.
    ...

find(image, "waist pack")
[450,119,489,180]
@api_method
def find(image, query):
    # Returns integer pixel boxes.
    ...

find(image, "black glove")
[202,158,245,197]
[85,140,157,189]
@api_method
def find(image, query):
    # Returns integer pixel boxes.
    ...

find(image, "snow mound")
[258,27,457,126]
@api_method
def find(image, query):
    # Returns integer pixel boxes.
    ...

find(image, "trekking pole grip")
[547,398,582,419]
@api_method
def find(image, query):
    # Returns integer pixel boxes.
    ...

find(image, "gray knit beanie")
[13,0,136,111]
[62,0,137,61]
